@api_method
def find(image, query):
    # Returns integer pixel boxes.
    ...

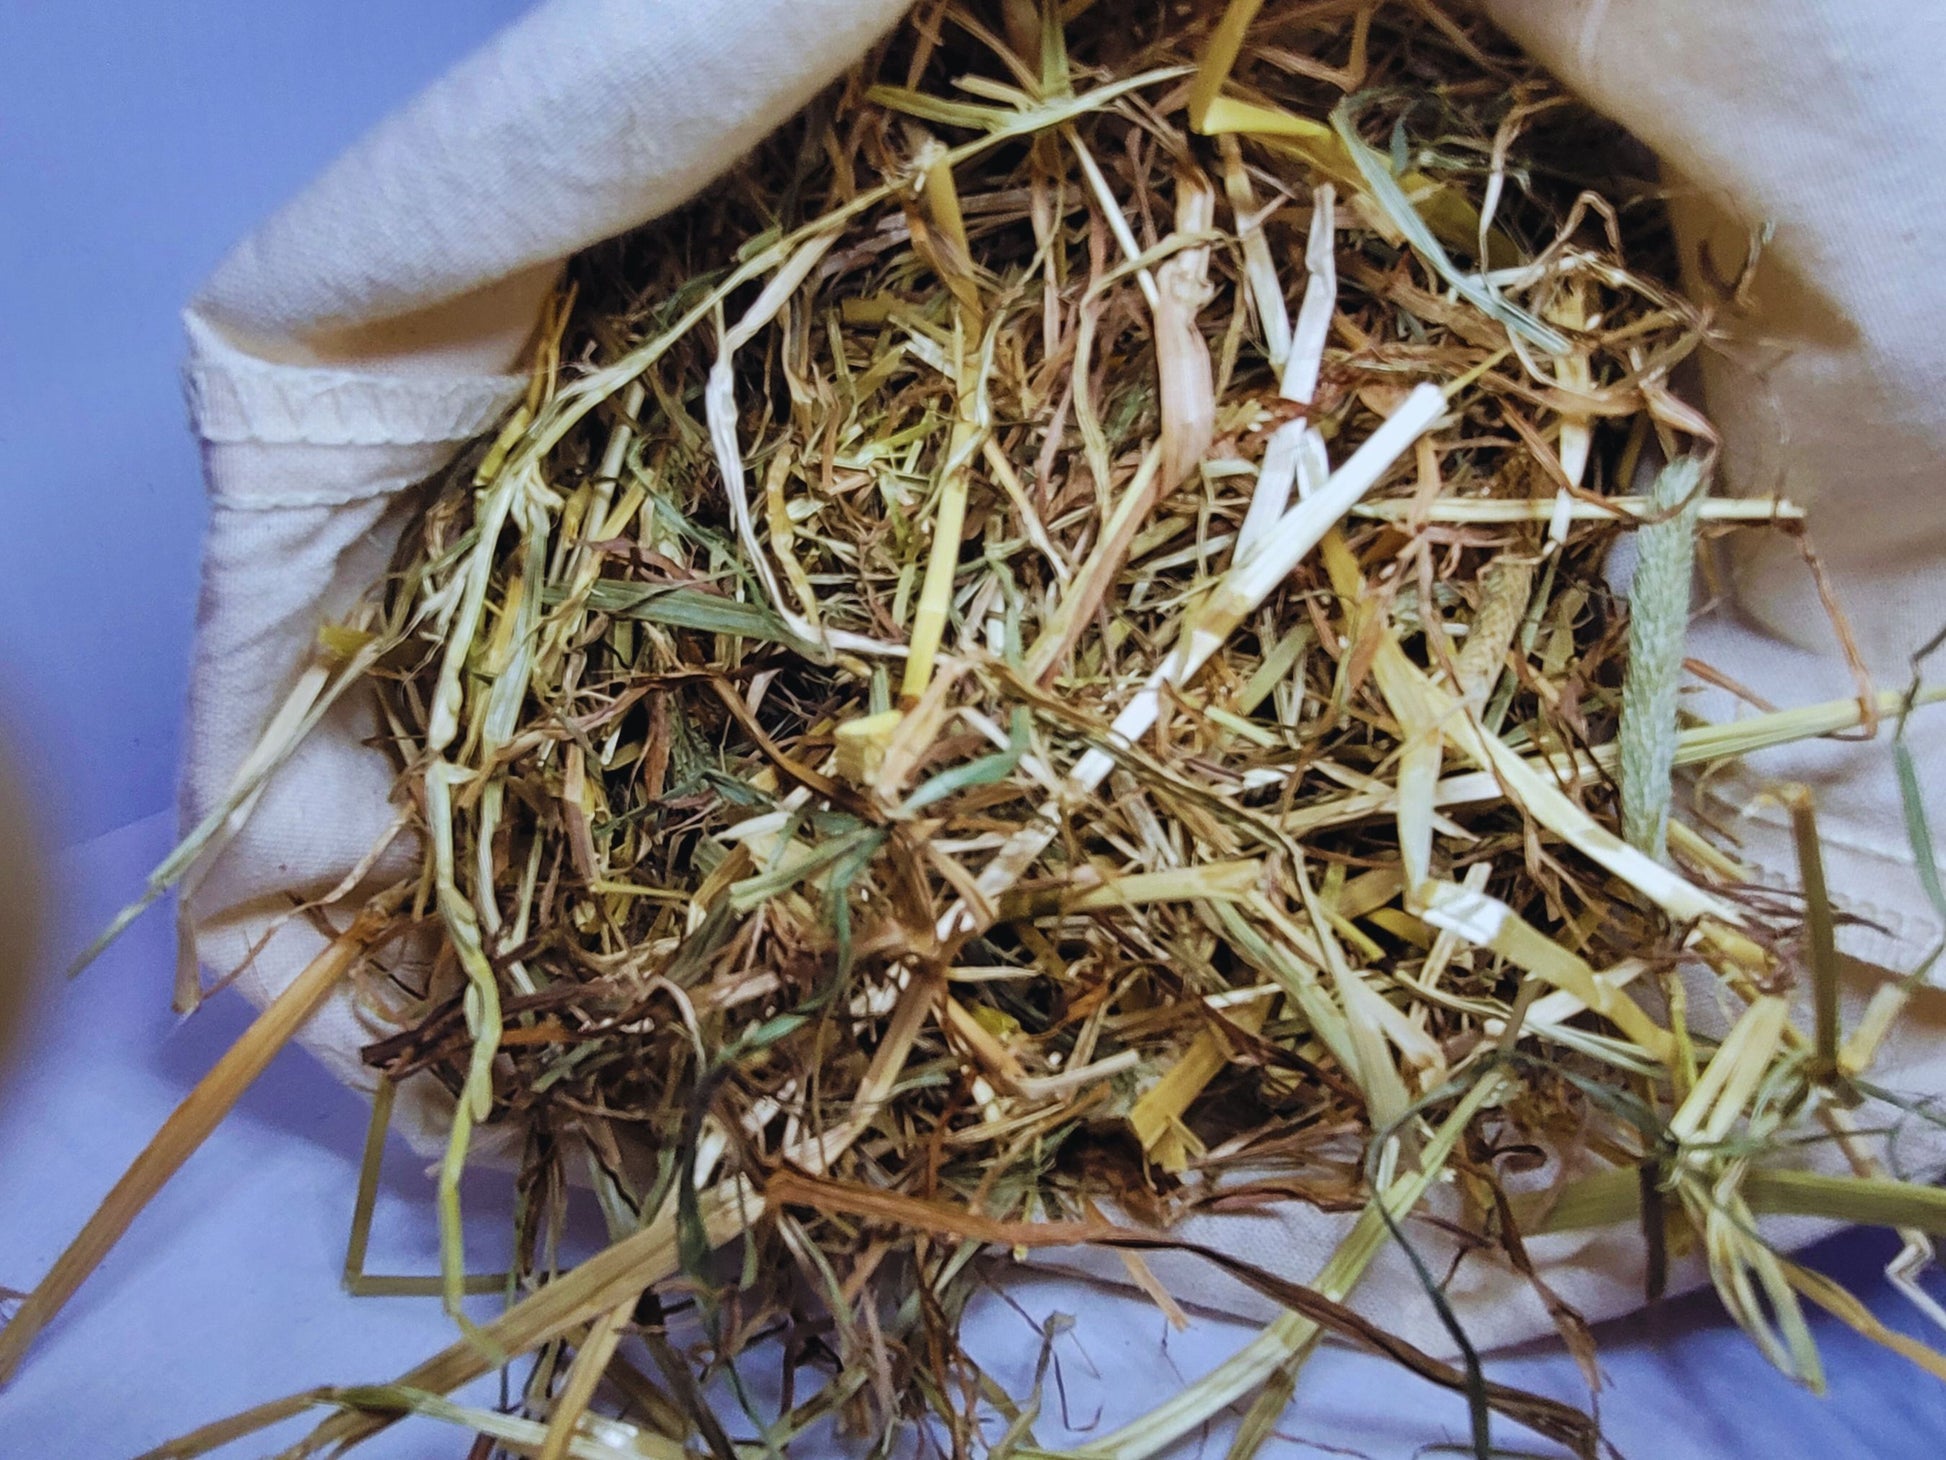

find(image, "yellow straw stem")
[0,901,396,1382]
[902,412,981,704]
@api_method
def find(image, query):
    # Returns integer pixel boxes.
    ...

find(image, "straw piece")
[537,1299,635,1460]
[1129,991,1272,1168]
[1352,495,1801,524]
[1777,786,1842,1078]
[1419,881,1674,1061]
[1234,184,1334,558]
[0,897,399,1381]
[1069,1074,1506,1459]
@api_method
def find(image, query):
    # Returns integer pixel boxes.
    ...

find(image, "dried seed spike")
[1620,455,1707,861]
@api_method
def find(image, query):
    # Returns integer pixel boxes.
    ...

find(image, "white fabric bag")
[179,0,1946,1355]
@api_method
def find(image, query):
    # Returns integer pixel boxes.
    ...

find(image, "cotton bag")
[178,0,1946,1355]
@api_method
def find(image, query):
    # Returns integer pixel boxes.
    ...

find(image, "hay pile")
[14,3,1946,1457]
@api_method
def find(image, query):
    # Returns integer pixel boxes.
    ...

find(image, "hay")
[14,3,1946,1456]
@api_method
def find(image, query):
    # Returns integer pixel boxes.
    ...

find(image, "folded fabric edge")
[183,309,528,453]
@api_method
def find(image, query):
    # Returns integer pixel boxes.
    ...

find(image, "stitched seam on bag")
[184,360,524,447]
[207,478,433,512]
[1705,784,1942,951]
[1713,775,1943,966]
[1726,789,1925,872]
[1738,838,1943,962]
